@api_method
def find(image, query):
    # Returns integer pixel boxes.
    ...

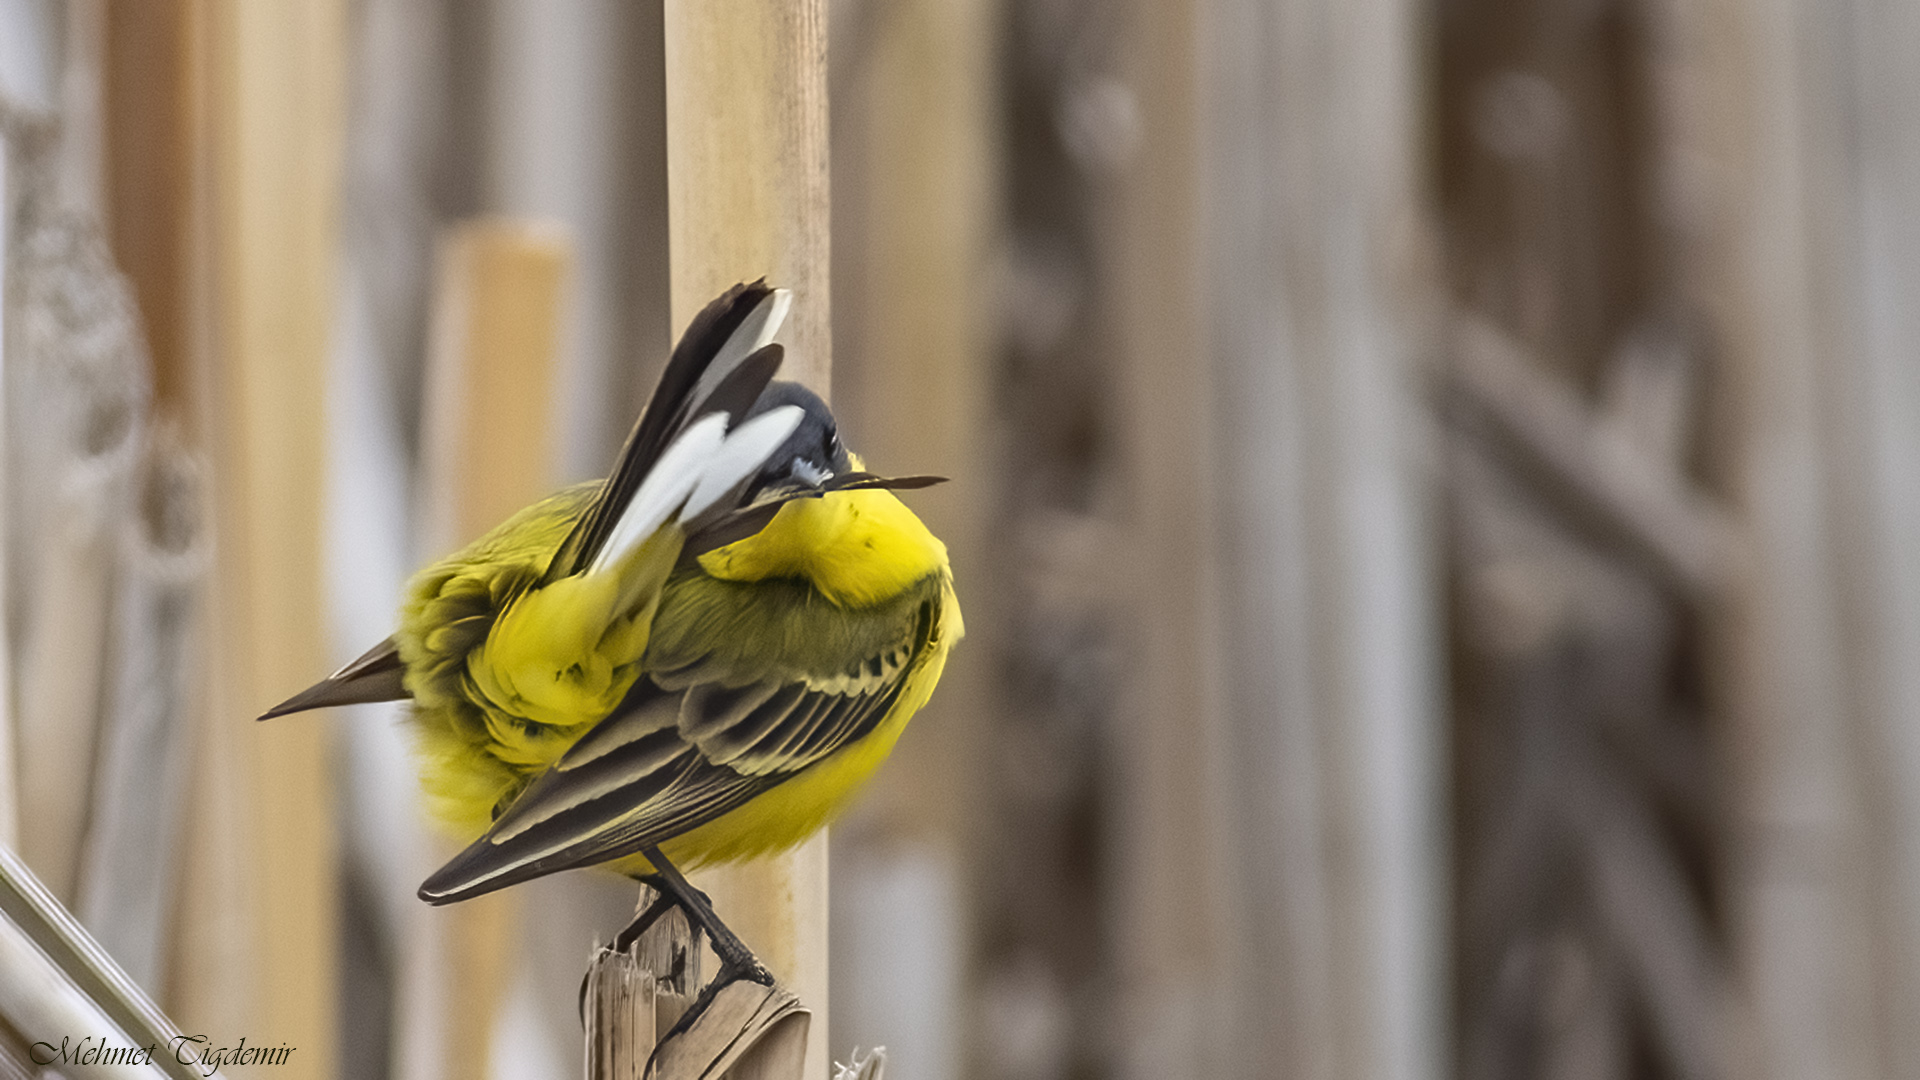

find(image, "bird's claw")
[721,956,777,988]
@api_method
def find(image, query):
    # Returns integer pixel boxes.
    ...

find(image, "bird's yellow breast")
[696,487,951,608]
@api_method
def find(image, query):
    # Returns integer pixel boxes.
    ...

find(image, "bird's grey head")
[747,380,850,492]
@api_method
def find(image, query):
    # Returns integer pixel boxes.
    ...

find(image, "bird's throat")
[696,488,948,608]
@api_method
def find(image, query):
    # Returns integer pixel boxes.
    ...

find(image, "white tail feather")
[591,413,728,574]
[685,405,804,522]
[590,404,804,575]
[690,288,793,409]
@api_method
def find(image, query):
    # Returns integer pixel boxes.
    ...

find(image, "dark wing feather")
[417,598,936,903]
[257,636,410,719]
[541,281,781,584]
[691,345,786,444]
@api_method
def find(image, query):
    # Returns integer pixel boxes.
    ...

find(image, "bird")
[260,280,960,983]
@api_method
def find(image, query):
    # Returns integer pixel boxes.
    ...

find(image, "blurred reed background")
[0,0,1916,1078]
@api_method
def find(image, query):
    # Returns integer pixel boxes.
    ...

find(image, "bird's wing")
[542,281,792,583]
[417,578,942,903]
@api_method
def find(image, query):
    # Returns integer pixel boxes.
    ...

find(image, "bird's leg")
[611,885,683,954]
[624,845,774,987]
[580,884,691,1026]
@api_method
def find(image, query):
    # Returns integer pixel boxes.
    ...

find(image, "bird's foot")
[635,846,778,988]
[579,860,780,1035]
[715,951,776,988]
